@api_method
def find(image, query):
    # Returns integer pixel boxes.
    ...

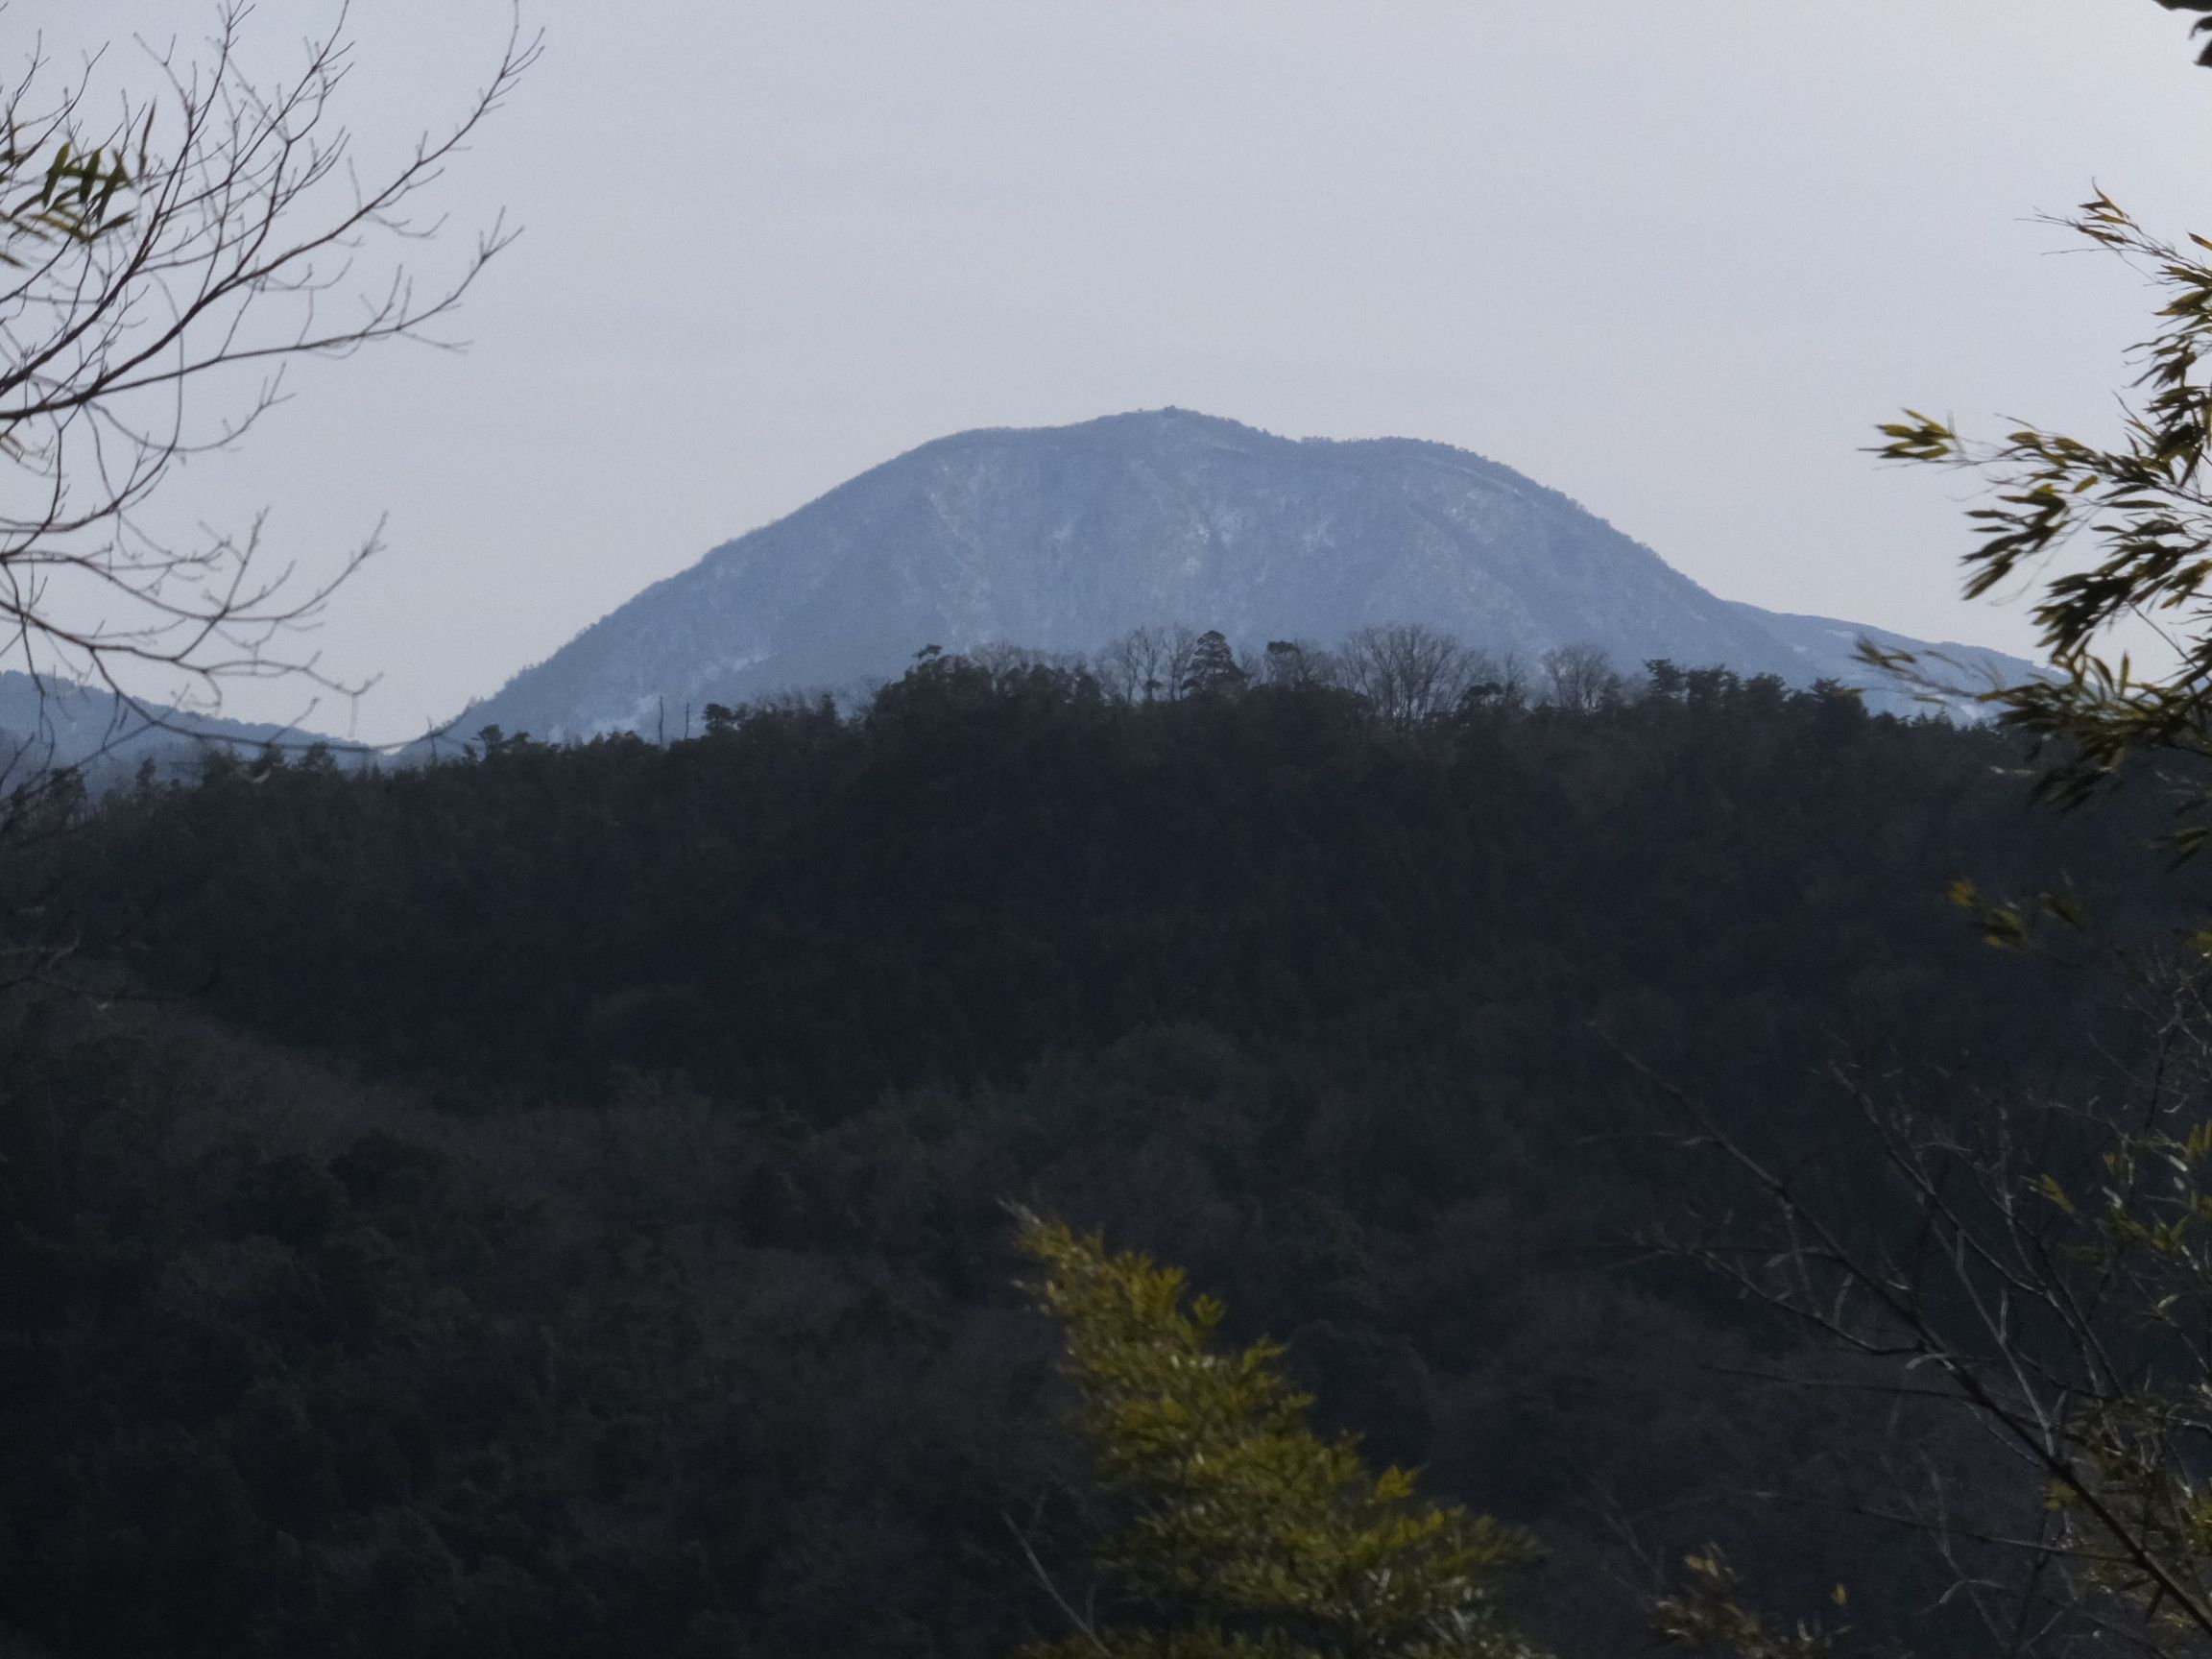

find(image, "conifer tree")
[1178,630,1249,699]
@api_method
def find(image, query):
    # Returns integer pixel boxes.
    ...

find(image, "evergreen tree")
[1179,630,1249,699]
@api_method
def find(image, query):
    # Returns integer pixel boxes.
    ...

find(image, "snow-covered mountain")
[449,409,2031,741]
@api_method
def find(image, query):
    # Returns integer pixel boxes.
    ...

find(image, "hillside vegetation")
[0,650,2192,1658]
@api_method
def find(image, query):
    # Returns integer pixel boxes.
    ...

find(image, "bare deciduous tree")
[0,4,537,722]
[1094,623,1197,704]
[1336,621,1485,730]
[1541,642,1622,713]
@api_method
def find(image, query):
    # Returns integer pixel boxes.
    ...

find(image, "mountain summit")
[452,409,2025,740]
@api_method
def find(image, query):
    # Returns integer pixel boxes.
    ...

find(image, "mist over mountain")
[0,672,359,783]
[447,409,2031,742]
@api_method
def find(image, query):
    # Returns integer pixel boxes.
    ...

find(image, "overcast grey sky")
[15,2,2212,741]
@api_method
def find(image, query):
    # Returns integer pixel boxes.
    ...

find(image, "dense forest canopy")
[1,641,2200,1658]
[25,639,2173,1111]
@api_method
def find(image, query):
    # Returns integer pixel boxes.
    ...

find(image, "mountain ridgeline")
[446,410,2031,743]
[0,672,372,782]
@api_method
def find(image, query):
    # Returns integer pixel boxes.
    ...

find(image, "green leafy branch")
[1013,1209,1542,1659]
[1870,195,2212,850]
[0,120,143,261]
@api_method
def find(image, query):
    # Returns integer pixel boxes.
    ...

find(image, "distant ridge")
[0,672,359,783]
[446,409,2034,741]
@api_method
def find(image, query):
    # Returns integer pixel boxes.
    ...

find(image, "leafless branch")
[0,2,536,741]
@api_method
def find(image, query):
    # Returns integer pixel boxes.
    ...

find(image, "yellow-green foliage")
[1014,1210,1543,1659]
[1651,1548,1839,1659]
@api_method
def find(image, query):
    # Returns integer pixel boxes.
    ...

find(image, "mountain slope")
[0,673,359,784]
[454,409,2030,740]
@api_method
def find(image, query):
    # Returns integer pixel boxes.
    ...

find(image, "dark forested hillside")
[0,655,2195,1658]
[47,658,2172,1110]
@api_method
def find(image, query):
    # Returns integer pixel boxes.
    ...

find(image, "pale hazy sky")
[14,2,2212,741]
